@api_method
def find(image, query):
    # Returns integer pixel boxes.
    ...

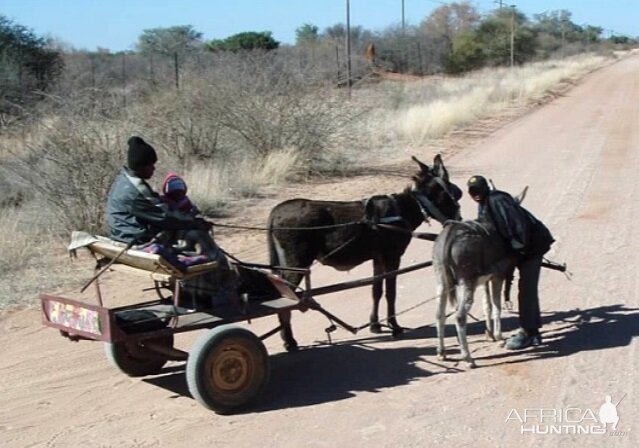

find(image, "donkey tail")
[266,212,280,268]
[434,226,458,308]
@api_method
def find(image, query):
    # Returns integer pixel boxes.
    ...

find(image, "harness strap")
[411,190,449,224]
[363,195,405,226]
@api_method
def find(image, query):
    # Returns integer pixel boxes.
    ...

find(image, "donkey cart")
[40,234,431,414]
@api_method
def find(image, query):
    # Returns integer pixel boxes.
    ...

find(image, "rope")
[211,220,365,232]
[354,294,440,331]
[314,234,359,266]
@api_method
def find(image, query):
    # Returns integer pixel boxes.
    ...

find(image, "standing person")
[466,175,555,350]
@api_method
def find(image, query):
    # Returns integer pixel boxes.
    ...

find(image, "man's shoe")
[505,330,537,350]
[531,333,542,346]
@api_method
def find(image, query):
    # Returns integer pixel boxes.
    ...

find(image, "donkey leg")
[278,310,298,352]
[435,280,449,361]
[455,282,476,368]
[369,260,384,334]
[483,282,495,341]
[385,258,403,337]
[490,278,504,341]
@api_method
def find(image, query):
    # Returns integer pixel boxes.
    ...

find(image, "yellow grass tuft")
[380,54,608,146]
[184,148,302,216]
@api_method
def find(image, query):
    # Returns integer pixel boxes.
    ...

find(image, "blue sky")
[1,0,636,51]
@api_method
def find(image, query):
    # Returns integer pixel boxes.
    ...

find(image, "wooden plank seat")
[88,238,218,282]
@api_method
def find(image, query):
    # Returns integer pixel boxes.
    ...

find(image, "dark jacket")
[106,167,201,244]
[478,190,554,258]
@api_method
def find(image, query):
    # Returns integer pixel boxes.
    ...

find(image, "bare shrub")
[198,52,369,170]
[185,148,303,216]
[126,52,370,174]
[7,116,126,234]
[129,87,224,169]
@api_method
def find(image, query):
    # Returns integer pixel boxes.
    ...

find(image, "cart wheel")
[186,326,269,414]
[104,334,174,377]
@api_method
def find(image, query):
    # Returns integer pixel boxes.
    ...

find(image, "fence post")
[174,52,179,90]
[121,52,126,109]
[417,42,424,76]
[149,53,155,87]
[335,44,341,84]
[90,54,96,113]
[90,54,96,89]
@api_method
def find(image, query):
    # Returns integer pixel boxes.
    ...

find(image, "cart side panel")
[40,294,120,342]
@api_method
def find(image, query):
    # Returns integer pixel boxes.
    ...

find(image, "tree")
[421,1,480,40]
[0,15,63,114]
[420,2,480,70]
[207,31,279,52]
[295,23,319,46]
[445,31,484,73]
[444,7,538,73]
[321,24,373,48]
[609,35,632,44]
[136,25,203,55]
[581,25,603,43]
[477,9,537,66]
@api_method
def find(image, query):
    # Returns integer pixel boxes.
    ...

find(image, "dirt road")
[2,54,638,447]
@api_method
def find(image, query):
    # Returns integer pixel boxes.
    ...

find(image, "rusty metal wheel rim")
[209,343,252,392]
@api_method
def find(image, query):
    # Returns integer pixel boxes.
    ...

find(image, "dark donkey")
[268,155,462,351]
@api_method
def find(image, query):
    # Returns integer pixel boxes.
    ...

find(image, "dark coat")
[106,167,200,244]
[478,190,554,258]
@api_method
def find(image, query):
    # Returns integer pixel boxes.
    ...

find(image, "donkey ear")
[514,185,529,204]
[411,156,430,173]
[432,154,449,181]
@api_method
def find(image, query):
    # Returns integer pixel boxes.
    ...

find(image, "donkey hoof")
[437,353,447,361]
[485,330,496,342]
[467,360,477,369]
[370,323,383,334]
[284,340,299,352]
[391,326,404,338]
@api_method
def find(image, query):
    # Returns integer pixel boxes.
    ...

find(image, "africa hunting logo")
[505,394,629,436]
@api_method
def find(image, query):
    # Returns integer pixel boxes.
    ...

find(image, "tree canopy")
[0,15,63,113]
[136,25,203,55]
[207,31,279,52]
[295,23,319,46]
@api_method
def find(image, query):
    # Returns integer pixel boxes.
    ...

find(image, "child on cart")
[159,173,205,259]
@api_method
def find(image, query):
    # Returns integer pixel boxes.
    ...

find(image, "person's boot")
[505,329,541,350]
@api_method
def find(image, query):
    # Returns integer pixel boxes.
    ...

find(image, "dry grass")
[0,205,79,308]
[371,54,609,146]
[0,208,39,274]
[185,148,304,216]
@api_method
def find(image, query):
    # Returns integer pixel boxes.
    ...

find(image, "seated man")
[106,136,237,308]
[467,175,555,350]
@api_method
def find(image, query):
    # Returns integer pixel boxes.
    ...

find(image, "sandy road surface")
[2,55,638,447]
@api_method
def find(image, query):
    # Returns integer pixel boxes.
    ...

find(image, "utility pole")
[510,5,515,67]
[495,0,503,10]
[346,0,352,95]
[401,0,405,34]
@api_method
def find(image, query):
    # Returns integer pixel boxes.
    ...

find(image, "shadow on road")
[475,304,639,365]
[143,339,442,412]
[142,304,638,412]
[255,343,438,412]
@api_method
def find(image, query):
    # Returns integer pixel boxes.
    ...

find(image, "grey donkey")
[433,188,526,368]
